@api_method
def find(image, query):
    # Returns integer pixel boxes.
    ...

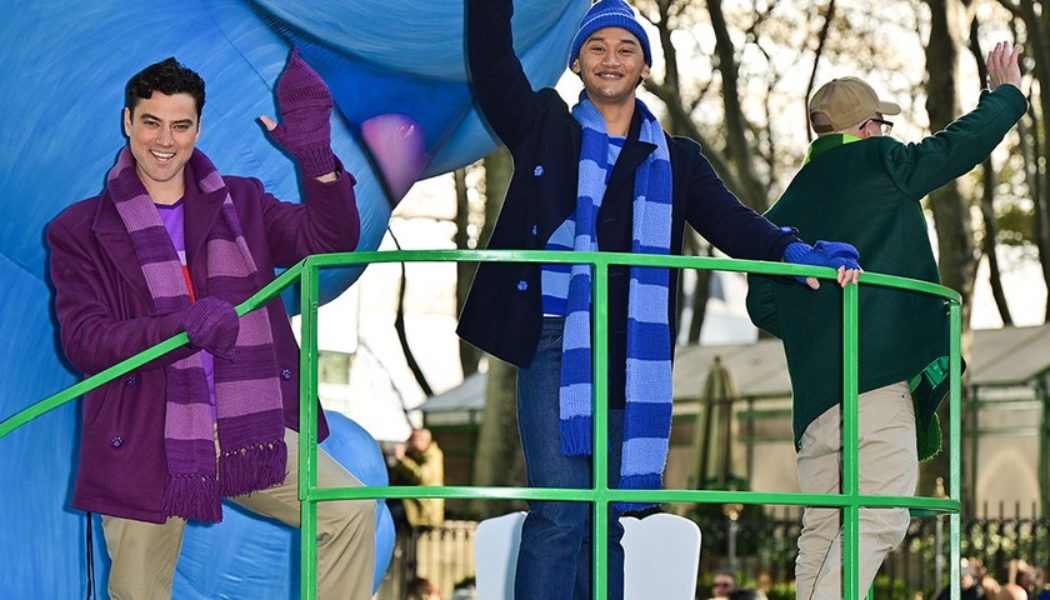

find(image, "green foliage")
[689,499,773,558]
[874,574,910,600]
[997,203,1035,246]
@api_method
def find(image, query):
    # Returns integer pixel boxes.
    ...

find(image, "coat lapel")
[183,173,226,299]
[91,159,226,306]
[91,190,153,305]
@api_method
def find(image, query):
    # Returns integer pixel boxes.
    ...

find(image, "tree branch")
[804,0,837,142]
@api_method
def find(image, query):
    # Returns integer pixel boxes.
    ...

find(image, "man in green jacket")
[746,42,1026,600]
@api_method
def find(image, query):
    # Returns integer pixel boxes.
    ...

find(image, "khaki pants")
[101,428,375,600]
[794,381,917,600]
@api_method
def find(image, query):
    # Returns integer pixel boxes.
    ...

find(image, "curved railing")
[0,249,963,600]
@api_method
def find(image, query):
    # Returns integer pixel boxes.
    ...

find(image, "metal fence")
[380,506,1048,600]
[380,521,478,600]
[696,503,1050,599]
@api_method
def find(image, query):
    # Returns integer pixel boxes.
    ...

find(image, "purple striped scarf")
[107,147,286,523]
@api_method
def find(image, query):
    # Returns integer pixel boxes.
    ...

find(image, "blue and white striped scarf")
[560,94,674,504]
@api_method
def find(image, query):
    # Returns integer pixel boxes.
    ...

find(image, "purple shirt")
[155,199,217,418]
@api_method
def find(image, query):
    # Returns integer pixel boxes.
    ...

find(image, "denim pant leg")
[514,317,625,600]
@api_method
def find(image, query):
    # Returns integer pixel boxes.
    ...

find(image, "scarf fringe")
[612,501,659,514]
[559,417,592,456]
[612,473,664,514]
[219,439,288,497]
[163,475,222,523]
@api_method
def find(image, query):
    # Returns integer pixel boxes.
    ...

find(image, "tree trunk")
[469,146,525,516]
[706,0,770,211]
[804,0,837,142]
[921,0,976,498]
[454,167,482,378]
[641,0,763,209]
[924,0,978,328]
[966,17,1013,326]
[469,357,524,517]
[1011,0,1050,321]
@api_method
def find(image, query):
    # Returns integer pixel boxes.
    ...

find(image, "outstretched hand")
[260,48,337,180]
[987,41,1022,92]
[784,240,863,290]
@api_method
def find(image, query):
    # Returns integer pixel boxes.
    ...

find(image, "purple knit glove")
[180,297,239,360]
[266,48,336,178]
[784,240,861,285]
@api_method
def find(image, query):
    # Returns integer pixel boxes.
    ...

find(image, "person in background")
[937,559,987,600]
[391,428,446,529]
[710,570,737,599]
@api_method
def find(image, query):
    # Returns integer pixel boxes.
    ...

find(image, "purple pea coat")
[47,155,359,523]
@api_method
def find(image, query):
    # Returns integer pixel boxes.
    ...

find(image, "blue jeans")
[515,317,625,600]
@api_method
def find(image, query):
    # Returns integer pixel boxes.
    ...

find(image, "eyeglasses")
[864,117,894,135]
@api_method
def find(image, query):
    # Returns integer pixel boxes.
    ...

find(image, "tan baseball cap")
[808,77,901,134]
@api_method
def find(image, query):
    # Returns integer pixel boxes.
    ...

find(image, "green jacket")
[746,85,1026,458]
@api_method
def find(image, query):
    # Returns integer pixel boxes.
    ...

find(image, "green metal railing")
[0,249,963,600]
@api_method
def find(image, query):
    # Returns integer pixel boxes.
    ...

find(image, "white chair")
[474,511,702,600]
[474,511,527,599]
[620,513,702,600]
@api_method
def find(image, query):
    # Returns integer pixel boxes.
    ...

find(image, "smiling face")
[571,27,650,107]
[123,92,200,203]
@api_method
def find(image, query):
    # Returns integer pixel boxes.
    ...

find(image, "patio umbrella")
[687,356,741,490]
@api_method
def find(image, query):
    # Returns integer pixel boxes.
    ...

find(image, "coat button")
[517,280,528,292]
[281,369,293,381]
[534,165,544,177]
[111,435,123,448]
[531,225,538,236]
[124,374,136,387]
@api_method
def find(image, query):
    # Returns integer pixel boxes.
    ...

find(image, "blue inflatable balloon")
[0,1,588,597]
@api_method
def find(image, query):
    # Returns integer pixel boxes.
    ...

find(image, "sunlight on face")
[572,27,650,106]
[123,92,200,201]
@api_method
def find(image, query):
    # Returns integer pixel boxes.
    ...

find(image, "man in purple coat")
[48,53,374,598]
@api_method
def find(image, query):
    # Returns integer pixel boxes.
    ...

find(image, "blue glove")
[783,241,861,286]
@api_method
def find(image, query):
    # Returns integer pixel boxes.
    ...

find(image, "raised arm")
[887,42,1027,199]
[260,49,340,182]
[258,48,361,267]
[467,0,548,149]
[683,140,860,289]
[682,140,798,261]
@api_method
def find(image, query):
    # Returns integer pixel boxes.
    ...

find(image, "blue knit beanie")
[569,0,652,68]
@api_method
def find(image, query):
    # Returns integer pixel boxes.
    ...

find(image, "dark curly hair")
[125,57,205,117]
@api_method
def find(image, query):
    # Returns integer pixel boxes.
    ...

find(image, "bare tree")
[467,146,526,516]
[968,14,1014,325]
[996,0,1050,320]
[924,0,980,329]
[804,0,838,142]
[454,166,483,377]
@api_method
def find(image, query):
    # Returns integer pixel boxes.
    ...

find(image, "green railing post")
[299,261,320,600]
[949,301,963,600]
[0,249,969,600]
[592,259,611,600]
[841,280,861,598]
